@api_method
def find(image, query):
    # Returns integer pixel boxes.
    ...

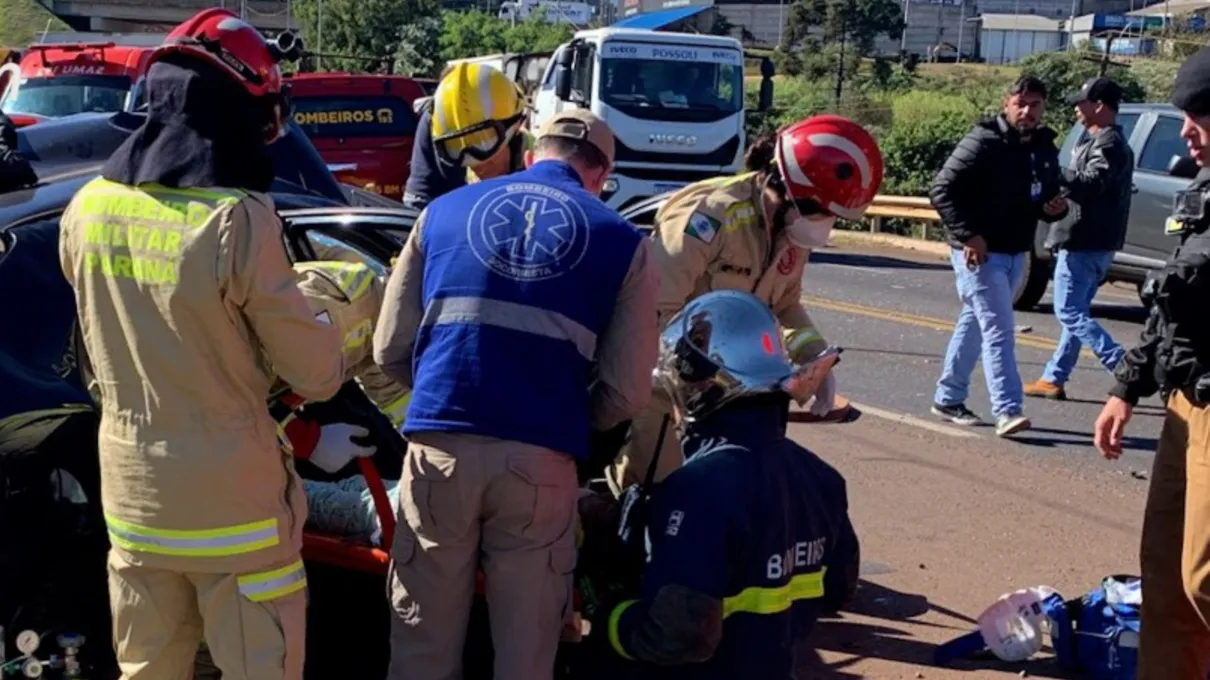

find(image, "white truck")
[535,27,773,210]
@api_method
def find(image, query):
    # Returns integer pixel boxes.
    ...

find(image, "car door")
[280,209,416,271]
[1129,111,1191,262]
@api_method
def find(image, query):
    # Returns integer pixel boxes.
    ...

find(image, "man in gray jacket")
[1025,77,1132,400]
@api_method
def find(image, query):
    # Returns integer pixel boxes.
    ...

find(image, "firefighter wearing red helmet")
[57,8,345,679]
[608,115,884,494]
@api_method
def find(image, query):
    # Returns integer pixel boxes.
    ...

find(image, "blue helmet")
[655,290,838,424]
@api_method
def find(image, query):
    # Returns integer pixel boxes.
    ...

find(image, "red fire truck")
[0,42,152,128]
[287,72,428,202]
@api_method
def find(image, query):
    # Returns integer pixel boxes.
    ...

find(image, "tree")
[1017,49,1146,130]
[782,0,904,55]
[394,16,442,78]
[293,0,439,73]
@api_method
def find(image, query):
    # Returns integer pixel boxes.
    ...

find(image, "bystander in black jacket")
[0,112,37,193]
[1110,166,1210,405]
[1049,124,1134,252]
[930,114,1065,253]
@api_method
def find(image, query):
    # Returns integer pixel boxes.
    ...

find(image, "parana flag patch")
[685,211,721,244]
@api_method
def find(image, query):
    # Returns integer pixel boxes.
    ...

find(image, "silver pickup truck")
[1015,102,1195,310]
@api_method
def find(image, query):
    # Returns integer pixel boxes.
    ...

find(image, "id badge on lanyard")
[1029,152,1043,202]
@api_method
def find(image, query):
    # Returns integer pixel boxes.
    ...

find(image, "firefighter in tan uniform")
[609,114,886,493]
[58,11,343,680]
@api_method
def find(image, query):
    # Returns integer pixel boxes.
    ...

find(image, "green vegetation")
[0,0,68,49]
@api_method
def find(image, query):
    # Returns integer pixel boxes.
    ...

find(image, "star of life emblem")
[467,183,590,282]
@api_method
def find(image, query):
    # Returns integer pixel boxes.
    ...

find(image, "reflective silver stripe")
[237,560,308,602]
[422,296,597,360]
[105,514,279,557]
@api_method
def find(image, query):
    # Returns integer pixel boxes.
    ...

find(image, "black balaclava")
[102,56,275,192]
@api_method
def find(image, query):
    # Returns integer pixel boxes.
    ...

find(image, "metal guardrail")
[863,195,941,238]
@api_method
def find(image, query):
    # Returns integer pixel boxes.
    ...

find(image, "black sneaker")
[931,403,983,426]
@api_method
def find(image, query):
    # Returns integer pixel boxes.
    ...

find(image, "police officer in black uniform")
[1093,45,1210,679]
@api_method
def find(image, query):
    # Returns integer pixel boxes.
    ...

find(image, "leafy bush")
[1130,58,1181,103]
[878,91,976,196]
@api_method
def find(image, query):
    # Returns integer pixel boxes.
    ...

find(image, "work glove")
[311,423,377,473]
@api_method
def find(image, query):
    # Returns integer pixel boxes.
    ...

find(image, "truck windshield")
[598,45,743,121]
[1,75,131,118]
[291,95,418,140]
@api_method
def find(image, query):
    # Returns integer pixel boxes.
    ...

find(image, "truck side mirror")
[554,47,575,102]
[757,58,774,112]
[1170,154,1199,180]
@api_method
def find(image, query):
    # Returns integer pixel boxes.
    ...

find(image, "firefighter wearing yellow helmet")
[402,62,530,206]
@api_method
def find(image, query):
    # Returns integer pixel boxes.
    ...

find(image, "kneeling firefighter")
[609,114,884,494]
[402,62,530,209]
[58,9,345,679]
[595,290,860,679]
[272,257,413,476]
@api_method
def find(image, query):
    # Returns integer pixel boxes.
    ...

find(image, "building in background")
[979,13,1065,63]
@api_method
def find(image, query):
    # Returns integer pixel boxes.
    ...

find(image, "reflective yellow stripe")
[722,568,826,618]
[381,391,412,429]
[608,600,638,661]
[303,261,376,302]
[786,327,823,353]
[237,560,307,602]
[344,318,373,353]
[276,411,298,454]
[105,513,279,557]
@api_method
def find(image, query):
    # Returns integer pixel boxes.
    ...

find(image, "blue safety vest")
[0,219,92,423]
[405,160,641,458]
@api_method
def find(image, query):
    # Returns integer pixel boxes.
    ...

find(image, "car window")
[1073,113,1139,148]
[302,231,388,278]
[1139,115,1187,173]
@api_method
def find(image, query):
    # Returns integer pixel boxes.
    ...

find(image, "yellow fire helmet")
[431,61,529,168]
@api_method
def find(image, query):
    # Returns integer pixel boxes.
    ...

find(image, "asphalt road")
[789,237,1155,679]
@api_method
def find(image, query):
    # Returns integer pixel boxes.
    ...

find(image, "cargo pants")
[1138,389,1210,679]
[387,431,578,680]
[107,551,307,680]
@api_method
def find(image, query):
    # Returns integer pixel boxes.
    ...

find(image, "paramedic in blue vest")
[598,289,860,680]
[372,108,659,680]
[401,62,529,211]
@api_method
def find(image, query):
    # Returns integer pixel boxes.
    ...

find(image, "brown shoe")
[1024,379,1067,401]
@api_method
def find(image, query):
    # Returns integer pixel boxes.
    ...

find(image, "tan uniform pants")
[387,432,578,680]
[107,550,306,680]
[606,386,682,496]
[1139,389,1210,679]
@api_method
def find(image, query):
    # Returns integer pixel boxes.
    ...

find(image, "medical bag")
[1046,575,1140,680]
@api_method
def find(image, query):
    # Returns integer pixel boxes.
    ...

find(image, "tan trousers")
[606,387,682,496]
[387,432,578,680]
[107,550,306,680]
[1139,389,1210,679]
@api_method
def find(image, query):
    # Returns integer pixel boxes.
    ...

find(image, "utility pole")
[316,0,323,71]
[834,0,851,109]
[899,0,911,54]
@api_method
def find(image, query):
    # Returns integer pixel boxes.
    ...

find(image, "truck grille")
[613,135,741,167]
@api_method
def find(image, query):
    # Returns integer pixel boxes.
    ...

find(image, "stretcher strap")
[359,456,396,550]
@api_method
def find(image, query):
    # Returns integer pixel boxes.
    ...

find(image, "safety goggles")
[433,112,526,167]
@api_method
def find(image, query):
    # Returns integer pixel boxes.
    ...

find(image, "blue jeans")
[1041,249,1125,386]
[934,250,1026,417]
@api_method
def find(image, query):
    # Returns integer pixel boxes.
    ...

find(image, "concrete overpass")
[40,0,297,33]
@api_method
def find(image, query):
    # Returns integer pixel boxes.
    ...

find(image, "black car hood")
[15,110,347,205]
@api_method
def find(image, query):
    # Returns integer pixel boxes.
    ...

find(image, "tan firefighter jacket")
[58,177,344,575]
[292,260,412,428]
[650,171,827,361]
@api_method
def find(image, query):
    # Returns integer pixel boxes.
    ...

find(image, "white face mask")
[785,215,837,249]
